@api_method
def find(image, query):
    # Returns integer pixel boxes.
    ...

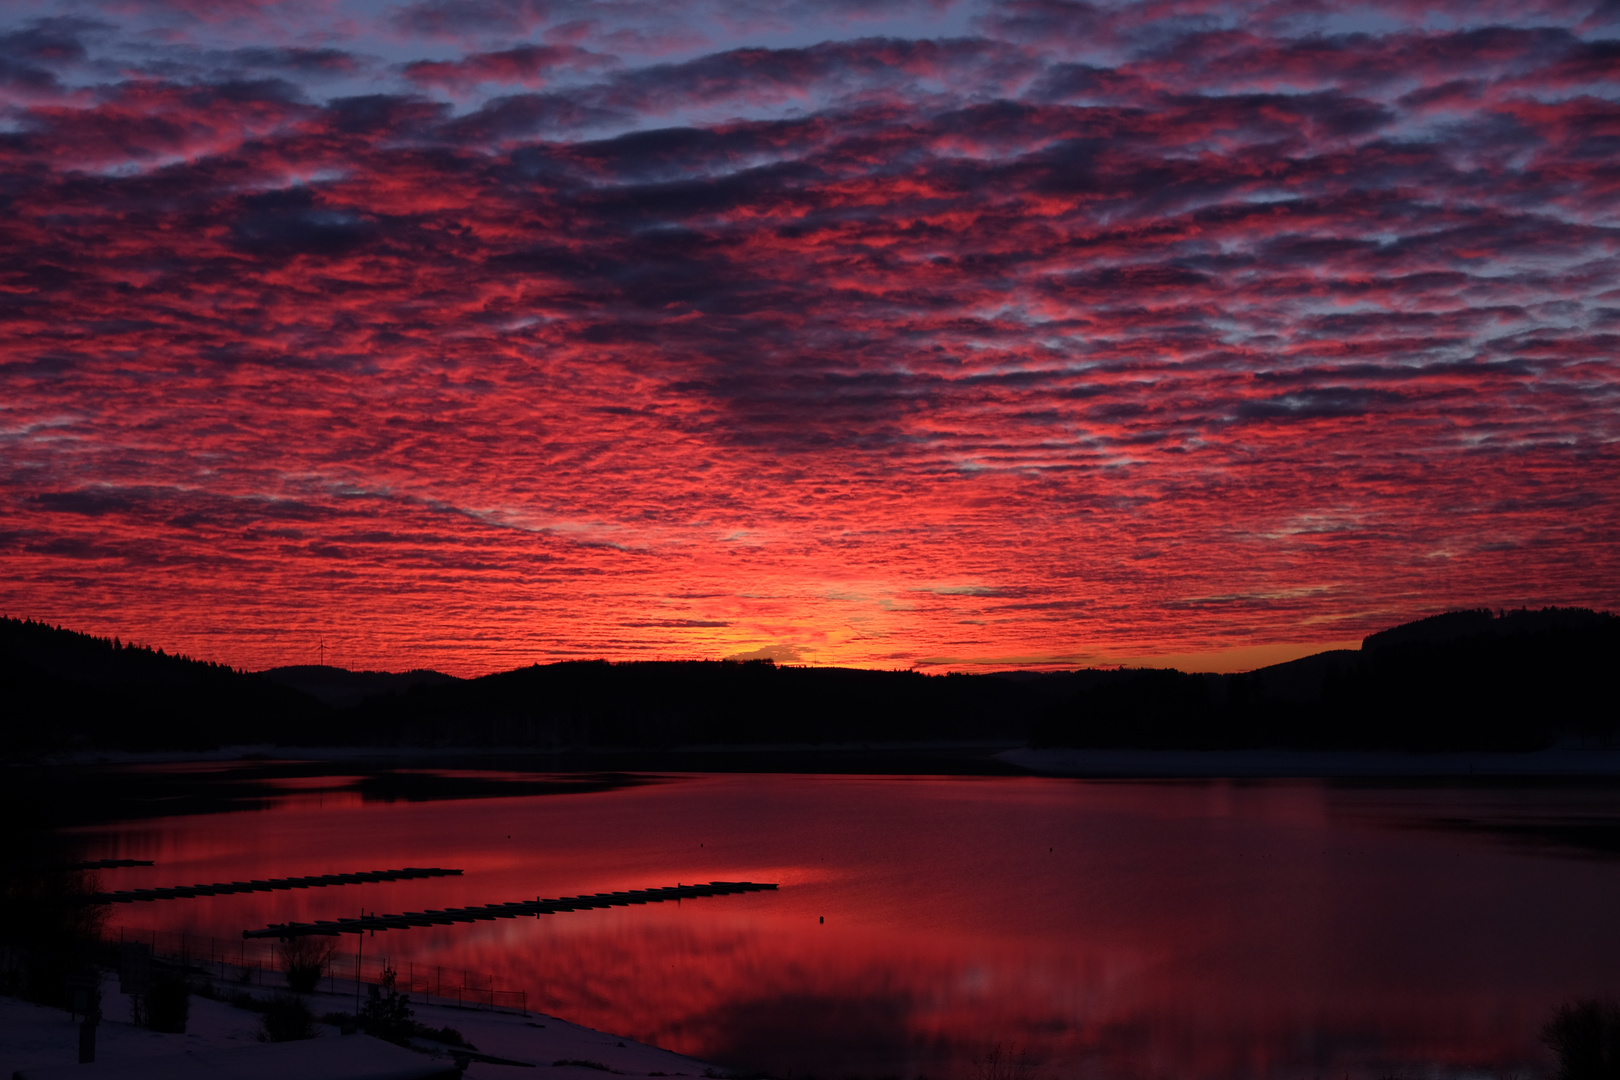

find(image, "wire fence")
[106,924,529,1013]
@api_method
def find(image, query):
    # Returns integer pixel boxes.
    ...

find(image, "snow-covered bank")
[999,744,1620,778]
[2,974,718,1080]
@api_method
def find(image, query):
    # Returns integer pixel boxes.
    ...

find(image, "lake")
[65,769,1620,1079]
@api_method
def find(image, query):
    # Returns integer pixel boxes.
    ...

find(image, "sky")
[2,0,1617,675]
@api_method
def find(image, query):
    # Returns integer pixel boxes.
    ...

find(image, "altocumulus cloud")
[0,0,1617,673]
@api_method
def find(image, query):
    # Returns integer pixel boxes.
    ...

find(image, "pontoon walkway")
[243,880,778,938]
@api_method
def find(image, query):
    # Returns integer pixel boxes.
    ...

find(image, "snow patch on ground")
[2,974,717,1080]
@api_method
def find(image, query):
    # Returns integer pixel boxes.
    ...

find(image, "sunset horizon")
[2,610,1383,676]
[5,0,1617,673]
[5,0,1619,1053]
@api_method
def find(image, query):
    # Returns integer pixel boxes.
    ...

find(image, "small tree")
[277,936,338,993]
[359,966,414,1045]
[0,853,109,1008]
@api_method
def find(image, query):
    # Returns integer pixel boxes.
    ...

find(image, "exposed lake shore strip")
[0,969,717,1079]
[26,738,1620,780]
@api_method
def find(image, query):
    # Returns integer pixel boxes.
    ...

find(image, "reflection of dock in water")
[244,880,779,938]
[89,867,463,903]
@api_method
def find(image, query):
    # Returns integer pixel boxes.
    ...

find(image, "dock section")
[89,867,462,904]
[244,880,778,938]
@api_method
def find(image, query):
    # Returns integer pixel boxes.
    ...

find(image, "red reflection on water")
[70,774,1620,1079]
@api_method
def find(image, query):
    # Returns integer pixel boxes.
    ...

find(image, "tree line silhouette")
[0,617,314,752]
[1029,607,1617,751]
[2,608,1614,756]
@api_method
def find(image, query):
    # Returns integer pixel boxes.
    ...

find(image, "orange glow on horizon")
[2,0,1616,671]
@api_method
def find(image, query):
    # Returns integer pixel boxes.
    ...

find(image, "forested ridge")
[2,608,1614,755]
[1030,608,1618,751]
[0,617,319,750]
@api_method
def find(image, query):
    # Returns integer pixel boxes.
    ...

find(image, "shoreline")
[999,744,1620,778]
[16,740,1620,780]
[1,972,717,1080]
[16,741,1031,777]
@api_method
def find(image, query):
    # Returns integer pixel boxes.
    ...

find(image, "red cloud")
[2,2,1617,673]
[403,43,613,90]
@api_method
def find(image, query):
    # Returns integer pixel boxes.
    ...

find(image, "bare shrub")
[276,936,338,993]
[0,858,109,1008]
[1543,999,1620,1080]
[974,1044,1037,1080]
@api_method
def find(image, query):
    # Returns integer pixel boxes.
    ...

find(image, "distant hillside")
[4,607,1615,756]
[331,660,1042,747]
[1361,606,1617,650]
[259,665,460,708]
[0,617,324,753]
[1325,607,1618,749]
[298,606,1620,752]
[1033,607,1618,751]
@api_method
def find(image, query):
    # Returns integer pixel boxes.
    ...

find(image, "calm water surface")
[68,771,1620,1079]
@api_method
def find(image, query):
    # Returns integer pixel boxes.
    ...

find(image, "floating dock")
[89,867,462,904]
[243,880,779,938]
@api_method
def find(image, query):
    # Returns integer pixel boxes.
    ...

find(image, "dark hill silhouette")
[259,665,459,708]
[1240,649,1361,703]
[277,606,1620,752]
[0,617,323,753]
[1032,606,1618,751]
[1362,606,1615,651]
[334,660,1040,748]
[3,607,1615,756]
[1320,606,1619,749]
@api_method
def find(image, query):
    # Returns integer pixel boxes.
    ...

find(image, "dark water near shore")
[65,770,1620,1079]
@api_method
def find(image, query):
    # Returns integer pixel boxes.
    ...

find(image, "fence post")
[355,922,363,1017]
